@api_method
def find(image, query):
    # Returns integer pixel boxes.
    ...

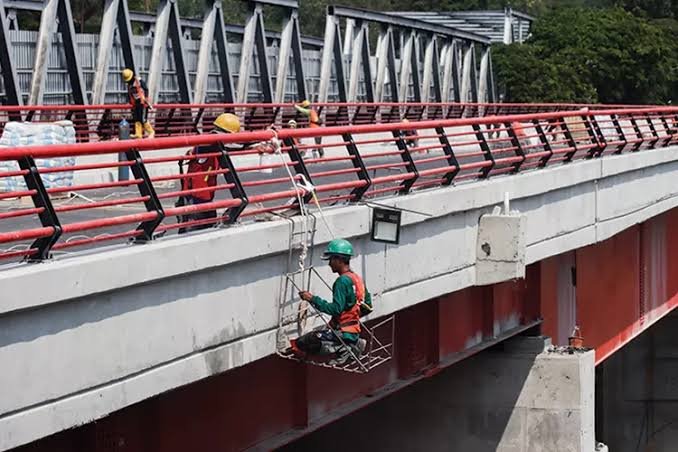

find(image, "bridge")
[0,103,677,451]
[0,0,677,451]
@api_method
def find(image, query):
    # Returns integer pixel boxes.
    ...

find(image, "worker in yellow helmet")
[122,68,155,139]
[177,113,242,234]
[177,113,271,233]
[294,99,323,158]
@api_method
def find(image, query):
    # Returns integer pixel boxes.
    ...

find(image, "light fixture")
[371,207,402,244]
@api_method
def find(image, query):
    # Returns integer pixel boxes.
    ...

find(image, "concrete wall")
[1,146,678,450]
[285,338,597,452]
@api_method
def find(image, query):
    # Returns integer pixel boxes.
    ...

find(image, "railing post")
[659,114,673,147]
[193,107,205,134]
[610,114,627,154]
[629,117,644,152]
[531,118,554,167]
[436,126,459,185]
[472,123,495,178]
[559,119,578,162]
[342,132,371,200]
[583,114,606,157]
[123,148,165,241]
[591,116,607,156]
[504,121,526,173]
[18,156,62,261]
[283,137,314,203]
[217,143,249,224]
[392,129,419,193]
[645,114,660,149]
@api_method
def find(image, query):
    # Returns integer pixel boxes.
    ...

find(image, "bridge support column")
[290,336,599,452]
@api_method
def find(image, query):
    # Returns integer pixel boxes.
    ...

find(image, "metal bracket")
[342,132,372,200]
[18,156,62,261]
[284,137,314,204]
[124,148,165,241]
[532,119,553,167]
[504,121,526,172]
[436,126,459,185]
[560,119,578,162]
[610,114,627,154]
[472,123,495,178]
[217,142,249,224]
[629,117,644,152]
[645,114,660,149]
[393,129,419,193]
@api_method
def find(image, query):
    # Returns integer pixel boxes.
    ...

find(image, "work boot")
[143,122,155,139]
[355,338,367,355]
[133,122,143,138]
[328,347,352,366]
[288,339,306,359]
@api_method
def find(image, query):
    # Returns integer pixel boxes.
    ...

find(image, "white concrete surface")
[1,145,677,450]
[476,210,527,285]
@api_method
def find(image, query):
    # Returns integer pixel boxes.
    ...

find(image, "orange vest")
[128,78,148,107]
[182,148,219,201]
[511,121,526,138]
[309,109,320,127]
[335,271,365,334]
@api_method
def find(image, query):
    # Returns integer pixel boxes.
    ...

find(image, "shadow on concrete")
[282,341,538,452]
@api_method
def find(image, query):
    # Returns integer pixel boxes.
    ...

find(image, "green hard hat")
[321,238,354,260]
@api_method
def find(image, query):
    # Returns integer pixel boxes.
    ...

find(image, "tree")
[493,7,677,104]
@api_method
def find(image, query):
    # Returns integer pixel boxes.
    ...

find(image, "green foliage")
[494,7,678,104]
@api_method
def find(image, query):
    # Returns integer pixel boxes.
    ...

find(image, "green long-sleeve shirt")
[310,273,372,342]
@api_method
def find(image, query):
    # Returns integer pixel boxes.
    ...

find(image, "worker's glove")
[299,291,313,302]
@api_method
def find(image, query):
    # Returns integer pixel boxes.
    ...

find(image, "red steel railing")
[0,106,676,264]
[0,101,654,143]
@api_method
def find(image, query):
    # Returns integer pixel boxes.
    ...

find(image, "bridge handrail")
[0,101,663,143]
[0,106,676,264]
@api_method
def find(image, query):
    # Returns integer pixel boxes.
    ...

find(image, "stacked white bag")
[0,121,77,193]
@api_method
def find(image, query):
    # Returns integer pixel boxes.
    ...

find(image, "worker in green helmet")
[293,238,372,366]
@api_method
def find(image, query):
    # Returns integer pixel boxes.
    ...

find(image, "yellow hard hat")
[213,113,240,134]
[300,100,311,108]
[122,68,134,82]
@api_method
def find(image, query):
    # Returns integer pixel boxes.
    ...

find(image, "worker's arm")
[309,276,354,317]
[294,104,311,116]
[363,287,373,313]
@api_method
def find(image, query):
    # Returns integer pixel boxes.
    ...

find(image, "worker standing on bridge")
[294,100,324,158]
[122,68,155,139]
[177,113,241,234]
[294,239,371,366]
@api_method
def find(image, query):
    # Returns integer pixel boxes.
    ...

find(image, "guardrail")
[0,101,654,143]
[0,107,676,264]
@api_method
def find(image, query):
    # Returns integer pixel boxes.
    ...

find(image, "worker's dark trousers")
[296,328,355,354]
[132,103,149,123]
[177,196,217,234]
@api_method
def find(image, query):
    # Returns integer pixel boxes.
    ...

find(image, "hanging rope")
[270,131,313,330]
